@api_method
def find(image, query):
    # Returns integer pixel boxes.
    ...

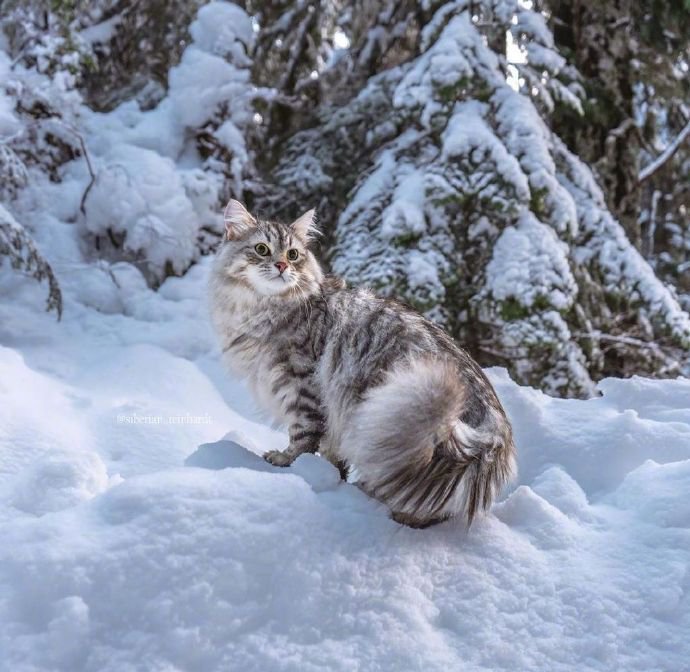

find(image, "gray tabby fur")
[209,200,516,528]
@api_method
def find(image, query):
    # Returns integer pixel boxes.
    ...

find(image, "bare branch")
[638,118,690,184]
[572,331,678,370]
[56,121,96,214]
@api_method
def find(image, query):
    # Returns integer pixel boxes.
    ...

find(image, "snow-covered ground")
[1,247,689,671]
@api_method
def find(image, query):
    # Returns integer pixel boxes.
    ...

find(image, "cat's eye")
[287,249,299,261]
[255,243,271,256]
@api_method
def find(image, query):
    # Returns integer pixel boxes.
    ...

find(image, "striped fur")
[210,202,516,527]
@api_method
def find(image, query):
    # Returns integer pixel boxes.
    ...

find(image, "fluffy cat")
[209,200,516,528]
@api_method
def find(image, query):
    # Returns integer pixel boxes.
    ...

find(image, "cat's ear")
[223,199,256,240]
[290,208,318,241]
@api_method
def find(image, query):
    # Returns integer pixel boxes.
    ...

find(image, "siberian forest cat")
[209,200,516,528]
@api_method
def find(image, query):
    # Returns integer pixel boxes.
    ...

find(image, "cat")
[209,200,516,528]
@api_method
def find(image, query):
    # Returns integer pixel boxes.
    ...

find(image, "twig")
[573,331,656,348]
[603,117,655,158]
[638,118,690,184]
[644,189,661,259]
[277,7,315,93]
[78,138,96,214]
[54,121,96,214]
[10,36,34,69]
[573,330,674,359]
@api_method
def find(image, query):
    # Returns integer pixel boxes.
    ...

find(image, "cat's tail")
[346,357,516,528]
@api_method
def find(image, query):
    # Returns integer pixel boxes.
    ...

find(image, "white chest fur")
[210,287,289,424]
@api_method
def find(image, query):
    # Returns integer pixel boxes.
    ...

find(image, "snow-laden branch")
[638,118,690,184]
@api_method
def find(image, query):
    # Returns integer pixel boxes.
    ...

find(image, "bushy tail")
[346,357,516,527]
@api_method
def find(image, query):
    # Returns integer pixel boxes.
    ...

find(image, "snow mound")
[75,0,255,282]
[83,145,199,277]
[1,294,689,670]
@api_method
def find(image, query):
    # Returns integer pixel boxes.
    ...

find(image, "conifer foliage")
[1,0,688,396]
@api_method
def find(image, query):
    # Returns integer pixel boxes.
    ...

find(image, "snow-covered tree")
[268,0,690,396]
[1,1,260,288]
[549,0,690,309]
[0,1,88,316]
[0,204,62,317]
[1,0,688,396]
[80,1,258,283]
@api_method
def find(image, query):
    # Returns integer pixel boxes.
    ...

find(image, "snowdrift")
[1,262,689,670]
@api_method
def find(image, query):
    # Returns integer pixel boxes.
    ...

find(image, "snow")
[492,88,578,237]
[168,47,249,130]
[0,53,22,139]
[395,12,501,127]
[333,135,453,317]
[380,166,426,241]
[168,1,253,131]
[77,14,123,46]
[487,211,576,310]
[83,145,200,276]
[443,100,530,203]
[2,241,690,670]
[188,1,254,61]
[511,6,584,116]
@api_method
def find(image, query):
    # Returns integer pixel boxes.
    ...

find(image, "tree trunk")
[550,0,642,247]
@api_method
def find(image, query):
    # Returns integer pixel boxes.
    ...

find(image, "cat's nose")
[275,261,288,274]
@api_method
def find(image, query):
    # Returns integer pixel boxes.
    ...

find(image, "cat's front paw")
[263,449,294,467]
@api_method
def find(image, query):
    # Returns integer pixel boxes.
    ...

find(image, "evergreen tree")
[549,0,690,307]
[267,0,690,396]
[1,0,688,396]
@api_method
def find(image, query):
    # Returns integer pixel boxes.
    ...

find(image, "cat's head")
[215,200,323,297]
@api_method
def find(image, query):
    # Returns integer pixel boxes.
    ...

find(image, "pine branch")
[0,206,62,319]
